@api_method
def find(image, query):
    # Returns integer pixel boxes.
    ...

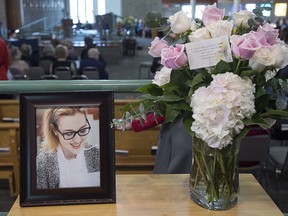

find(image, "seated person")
[39,44,57,75]
[39,44,57,62]
[9,45,29,76]
[0,37,9,80]
[79,48,108,79]
[52,44,77,75]
[20,43,38,66]
[61,39,78,61]
[80,36,95,60]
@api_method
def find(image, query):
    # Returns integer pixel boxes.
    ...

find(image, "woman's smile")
[70,142,81,149]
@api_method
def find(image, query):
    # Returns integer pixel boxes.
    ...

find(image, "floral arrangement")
[114,3,288,146]
[122,16,136,30]
[112,3,288,209]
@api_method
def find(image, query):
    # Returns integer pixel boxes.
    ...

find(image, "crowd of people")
[0,36,109,81]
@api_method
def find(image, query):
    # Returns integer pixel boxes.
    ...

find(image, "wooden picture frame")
[19,91,116,206]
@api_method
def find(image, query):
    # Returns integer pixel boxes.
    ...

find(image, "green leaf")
[136,84,163,96]
[183,116,194,136]
[165,106,180,123]
[159,17,169,26]
[139,103,145,113]
[253,73,266,87]
[162,82,187,96]
[158,94,182,102]
[144,12,168,29]
[243,117,271,128]
[234,128,249,141]
[168,102,191,111]
[260,109,288,118]
[240,69,258,77]
[252,8,263,17]
[255,94,270,112]
[170,66,193,83]
[138,94,158,101]
[223,16,230,20]
[248,19,257,28]
[191,73,205,87]
[255,88,266,98]
[212,60,232,74]
[254,16,264,23]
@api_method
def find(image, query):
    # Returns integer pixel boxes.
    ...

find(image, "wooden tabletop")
[8,174,283,216]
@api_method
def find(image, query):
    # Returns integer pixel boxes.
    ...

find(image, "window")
[181,5,206,19]
[98,0,106,15]
[260,3,271,17]
[275,3,287,17]
[245,4,256,12]
[70,0,94,23]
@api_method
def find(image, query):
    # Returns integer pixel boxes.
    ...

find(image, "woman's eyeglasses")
[53,119,91,140]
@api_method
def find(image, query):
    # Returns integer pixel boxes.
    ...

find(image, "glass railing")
[0,80,151,94]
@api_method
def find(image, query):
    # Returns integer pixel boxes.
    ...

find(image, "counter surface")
[8,174,282,216]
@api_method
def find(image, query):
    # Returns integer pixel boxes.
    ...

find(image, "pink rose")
[257,24,279,46]
[148,37,169,57]
[230,33,260,60]
[250,32,272,48]
[202,3,225,27]
[161,44,187,69]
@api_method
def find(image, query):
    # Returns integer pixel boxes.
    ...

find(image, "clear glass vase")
[189,137,239,210]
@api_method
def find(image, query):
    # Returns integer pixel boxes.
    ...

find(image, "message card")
[185,35,233,70]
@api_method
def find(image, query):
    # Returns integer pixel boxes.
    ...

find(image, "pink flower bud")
[160,44,187,69]
[148,37,169,57]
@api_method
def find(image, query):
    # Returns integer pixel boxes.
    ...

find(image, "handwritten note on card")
[185,35,233,70]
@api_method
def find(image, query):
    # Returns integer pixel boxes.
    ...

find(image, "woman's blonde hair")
[55,44,68,59]
[41,107,87,153]
[20,43,32,56]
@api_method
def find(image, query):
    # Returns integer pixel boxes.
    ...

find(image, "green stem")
[200,148,219,202]
[193,167,200,189]
[194,150,208,185]
[235,60,243,74]
[218,150,232,198]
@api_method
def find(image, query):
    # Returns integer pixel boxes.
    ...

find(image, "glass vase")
[189,137,239,210]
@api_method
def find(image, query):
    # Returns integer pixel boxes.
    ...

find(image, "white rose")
[188,27,211,42]
[233,10,256,28]
[152,66,172,86]
[270,43,288,69]
[249,47,276,72]
[265,70,277,81]
[169,11,191,34]
[190,19,198,31]
[207,20,233,38]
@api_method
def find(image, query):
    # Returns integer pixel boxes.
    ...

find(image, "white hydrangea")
[190,72,256,149]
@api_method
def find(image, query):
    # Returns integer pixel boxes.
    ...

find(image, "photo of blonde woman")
[36,107,100,189]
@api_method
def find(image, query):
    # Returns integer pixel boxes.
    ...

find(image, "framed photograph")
[19,91,116,206]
